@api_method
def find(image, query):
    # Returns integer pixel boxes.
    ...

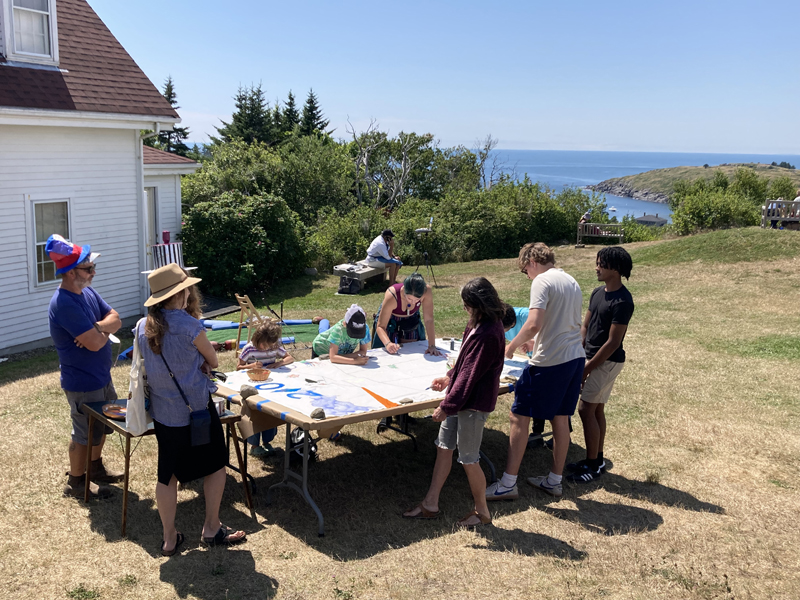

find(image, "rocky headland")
[587,179,670,204]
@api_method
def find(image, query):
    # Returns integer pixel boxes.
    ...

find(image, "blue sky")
[89,0,799,153]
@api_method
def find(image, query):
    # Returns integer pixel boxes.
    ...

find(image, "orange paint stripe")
[361,387,398,408]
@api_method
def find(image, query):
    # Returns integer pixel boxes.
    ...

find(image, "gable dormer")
[0,0,60,67]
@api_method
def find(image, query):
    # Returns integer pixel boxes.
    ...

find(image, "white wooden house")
[0,0,198,355]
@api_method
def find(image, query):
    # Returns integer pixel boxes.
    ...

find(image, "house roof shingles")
[0,0,178,118]
[143,145,198,165]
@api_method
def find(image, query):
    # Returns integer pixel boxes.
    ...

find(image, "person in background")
[139,263,246,555]
[373,272,442,430]
[486,242,585,501]
[566,247,634,483]
[501,304,548,448]
[403,277,505,528]
[366,229,403,283]
[373,273,440,356]
[311,304,371,364]
[46,234,124,500]
[237,319,294,457]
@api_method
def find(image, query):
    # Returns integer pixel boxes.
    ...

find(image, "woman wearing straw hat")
[138,263,246,556]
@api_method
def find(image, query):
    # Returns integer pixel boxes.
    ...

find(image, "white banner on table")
[223,340,527,418]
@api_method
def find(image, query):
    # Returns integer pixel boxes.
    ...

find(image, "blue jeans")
[248,428,277,446]
[368,256,402,266]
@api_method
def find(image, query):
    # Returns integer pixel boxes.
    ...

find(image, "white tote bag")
[126,318,152,436]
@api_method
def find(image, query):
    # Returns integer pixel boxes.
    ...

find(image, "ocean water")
[494,150,800,224]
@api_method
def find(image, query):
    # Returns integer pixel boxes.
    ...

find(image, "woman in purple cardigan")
[403,277,506,529]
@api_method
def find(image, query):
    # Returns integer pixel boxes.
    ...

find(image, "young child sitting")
[237,320,295,370]
[237,320,295,457]
[311,305,371,365]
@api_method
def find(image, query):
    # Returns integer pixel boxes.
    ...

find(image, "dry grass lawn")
[1,228,799,600]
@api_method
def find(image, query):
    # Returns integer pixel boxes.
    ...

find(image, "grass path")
[0,228,798,599]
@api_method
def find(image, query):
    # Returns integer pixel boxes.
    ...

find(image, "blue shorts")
[511,358,584,420]
[368,256,402,266]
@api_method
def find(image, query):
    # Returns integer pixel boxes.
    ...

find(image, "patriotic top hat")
[45,234,100,275]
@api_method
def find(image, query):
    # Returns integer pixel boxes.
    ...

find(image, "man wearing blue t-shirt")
[46,235,123,499]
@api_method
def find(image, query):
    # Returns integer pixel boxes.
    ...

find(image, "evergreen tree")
[300,88,329,136]
[213,83,275,145]
[143,75,190,155]
[280,90,300,134]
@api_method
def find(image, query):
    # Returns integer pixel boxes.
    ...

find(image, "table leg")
[84,414,95,503]
[267,426,325,536]
[381,413,418,451]
[230,426,255,518]
[121,434,131,537]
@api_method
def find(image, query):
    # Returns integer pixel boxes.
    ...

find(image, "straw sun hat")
[144,263,201,307]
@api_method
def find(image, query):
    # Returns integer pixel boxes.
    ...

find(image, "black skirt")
[153,399,227,485]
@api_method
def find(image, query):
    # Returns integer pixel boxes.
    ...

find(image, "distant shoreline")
[587,181,670,204]
[587,162,800,205]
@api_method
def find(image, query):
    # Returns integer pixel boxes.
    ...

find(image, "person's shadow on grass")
[160,548,278,599]
[83,473,262,557]
[543,497,663,536]
[244,422,586,561]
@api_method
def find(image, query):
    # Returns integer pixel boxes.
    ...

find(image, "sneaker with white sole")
[527,475,562,498]
[485,480,519,501]
[565,463,602,484]
[566,458,606,473]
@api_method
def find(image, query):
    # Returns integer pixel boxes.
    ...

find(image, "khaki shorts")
[65,382,116,445]
[581,361,624,404]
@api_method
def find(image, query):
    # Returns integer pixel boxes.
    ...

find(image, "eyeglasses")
[74,266,96,274]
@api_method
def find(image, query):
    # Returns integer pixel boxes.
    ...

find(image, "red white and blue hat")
[45,234,100,275]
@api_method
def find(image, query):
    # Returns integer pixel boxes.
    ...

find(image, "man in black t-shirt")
[567,246,634,483]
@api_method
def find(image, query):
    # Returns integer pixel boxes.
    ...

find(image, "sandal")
[202,524,246,547]
[402,504,440,520]
[161,532,185,557]
[456,510,492,530]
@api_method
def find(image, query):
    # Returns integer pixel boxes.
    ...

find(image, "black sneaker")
[565,463,602,484]
[566,459,606,473]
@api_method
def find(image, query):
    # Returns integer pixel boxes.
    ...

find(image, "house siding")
[0,124,144,354]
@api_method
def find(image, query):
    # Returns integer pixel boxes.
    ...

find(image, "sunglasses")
[74,266,96,274]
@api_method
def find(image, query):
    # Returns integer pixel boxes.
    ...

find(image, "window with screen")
[34,200,69,284]
[13,0,51,57]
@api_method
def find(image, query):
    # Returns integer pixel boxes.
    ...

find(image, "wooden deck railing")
[576,223,625,248]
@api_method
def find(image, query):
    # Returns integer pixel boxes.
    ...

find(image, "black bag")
[160,354,212,447]
[338,275,361,295]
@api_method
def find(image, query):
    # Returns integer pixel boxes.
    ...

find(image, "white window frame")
[1,0,60,66]
[25,193,72,291]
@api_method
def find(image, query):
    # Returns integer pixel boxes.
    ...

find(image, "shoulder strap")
[159,352,192,412]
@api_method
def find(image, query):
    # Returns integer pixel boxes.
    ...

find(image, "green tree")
[299,89,330,136]
[212,84,276,145]
[182,191,306,296]
[729,167,768,204]
[768,176,796,201]
[711,170,729,191]
[277,134,355,222]
[143,76,190,156]
[279,91,300,135]
[182,140,282,208]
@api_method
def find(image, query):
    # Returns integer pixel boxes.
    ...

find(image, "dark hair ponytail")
[403,273,427,297]
[461,277,505,325]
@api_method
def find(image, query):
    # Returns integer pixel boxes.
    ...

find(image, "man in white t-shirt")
[366,229,403,283]
[486,242,585,500]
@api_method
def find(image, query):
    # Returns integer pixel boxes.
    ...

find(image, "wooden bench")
[762,200,800,229]
[332,260,388,291]
[576,223,625,248]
